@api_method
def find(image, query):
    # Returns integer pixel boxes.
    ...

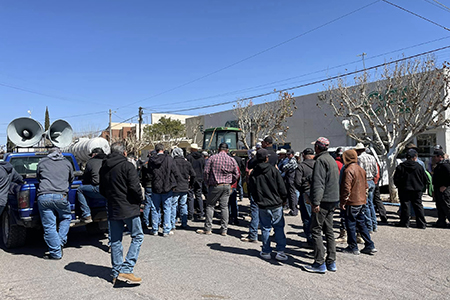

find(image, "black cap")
[263,136,273,144]
[256,149,269,162]
[406,149,418,159]
[302,148,314,155]
[434,149,445,157]
[286,149,295,156]
[89,147,104,157]
[434,145,443,150]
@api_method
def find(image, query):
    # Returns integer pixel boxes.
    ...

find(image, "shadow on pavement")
[65,261,111,282]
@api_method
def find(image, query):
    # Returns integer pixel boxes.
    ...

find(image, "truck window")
[9,155,76,175]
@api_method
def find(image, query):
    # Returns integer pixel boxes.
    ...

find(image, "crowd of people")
[2,134,450,285]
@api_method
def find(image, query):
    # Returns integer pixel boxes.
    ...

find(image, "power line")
[382,0,450,31]
[433,0,450,12]
[424,0,450,13]
[154,44,450,114]
[116,0,380,110]
[145,35,450,110]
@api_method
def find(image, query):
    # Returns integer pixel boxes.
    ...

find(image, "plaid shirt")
[357,152,378,181]
[204,151,239,186]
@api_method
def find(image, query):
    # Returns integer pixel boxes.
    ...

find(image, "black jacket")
[433,160,450,188]
[82,153,106,185]
[99,153,143,220]
[295,159,315,193]
[187,152,205,182]
[233,155,246,177]
[248,162,287,209]
[394,160,429,192]
[0,161,23,206]
[173,156,196,193]
[248,147,278,170]
[149,153,181,194]
[140,158,152,188]
[310,151,339,206]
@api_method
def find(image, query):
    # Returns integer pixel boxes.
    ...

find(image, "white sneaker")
[275,251,288,261]
[260,252,271,260]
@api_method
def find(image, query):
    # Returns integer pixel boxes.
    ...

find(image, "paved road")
[1,199,449,300]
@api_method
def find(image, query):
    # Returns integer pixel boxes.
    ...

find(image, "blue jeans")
[142,187,152,227]
[364,180,377,231]
[298,192,312,242]
[345,205,375,251]
[109,216,143,278]
[259,206,286,253]
[37,193,72,258]
[172,192,188,228]
[77,185,100,218]
[248,193,259,240]
[228,188,238,222]
[151,191,173,234]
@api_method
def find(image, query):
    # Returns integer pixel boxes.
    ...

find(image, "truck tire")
[86,221,108,235]
[1,209,27,249]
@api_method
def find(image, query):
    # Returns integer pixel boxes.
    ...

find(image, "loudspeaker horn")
[47,119,73,148]
[7,117,44,147]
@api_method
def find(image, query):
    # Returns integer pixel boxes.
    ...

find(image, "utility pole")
[109,109,112,144]
[357,52,367,69]
[138,107,143,141]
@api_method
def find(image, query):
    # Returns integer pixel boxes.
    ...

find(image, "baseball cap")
[286,149,295,156]
[434,149,445,156]
[263,136,273,144]
[302,148,314,155]
[311,137,330,148]
[406,149,418,159]
[89,147,104,157]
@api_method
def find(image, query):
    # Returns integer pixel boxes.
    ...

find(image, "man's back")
[149,153,178,194]
[83,153,106,185]
[311,151,339,206]
[204,152,238,186]
[249,162,287,209]
[37,152,73,196]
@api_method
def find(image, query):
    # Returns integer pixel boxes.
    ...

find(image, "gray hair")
[111,142,126,154]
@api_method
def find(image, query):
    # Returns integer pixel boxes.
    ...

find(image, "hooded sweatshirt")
[394,159,429,191]
[82,153,106,185]
[340,150,368,206]
[99,152,143,220]
[37,151,74,196]
[248,161,287,209]
[295,159,315,193]
[149,153,180,194]
[187,151,205,182]
[0,161,23,207]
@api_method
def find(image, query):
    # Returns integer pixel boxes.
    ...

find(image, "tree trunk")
[386,154,399,203]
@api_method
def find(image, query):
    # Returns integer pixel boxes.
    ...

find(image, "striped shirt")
[357,152,378,181]
[204,151,239,186]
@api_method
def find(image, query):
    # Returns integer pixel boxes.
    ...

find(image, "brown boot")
[335,229,347,243]
[117,273,142,285]
[356,233,364,244]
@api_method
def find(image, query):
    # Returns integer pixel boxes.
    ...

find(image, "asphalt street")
[1,198,449,300]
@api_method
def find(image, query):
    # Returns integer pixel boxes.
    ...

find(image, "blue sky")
[1,0,450,146]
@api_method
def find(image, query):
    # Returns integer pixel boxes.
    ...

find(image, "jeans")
[76,185,97,218]
[151,191,173,235]
[345,205,375,251]
[435,188,450,225]
[311,202,337,265]
[398,190,426,228]
[259,206,286,253]
[142,187,152,227]
[298,192,312,242]
[172,192,188,228]
[286,182,298,215]
[237,177,244,201]
[109,216,143,278]
[228,188,238,223]
[188,181,204,218]
[364,180,377,231]
[373,183,387,221]
[37,193,72,258]
[205,185,230,232]
[248,193,259,240]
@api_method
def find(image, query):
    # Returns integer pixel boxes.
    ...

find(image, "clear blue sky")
[1,0,450,146]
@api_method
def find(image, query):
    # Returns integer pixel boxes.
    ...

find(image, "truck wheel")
[86,221,108,235]
[1,209,27,249]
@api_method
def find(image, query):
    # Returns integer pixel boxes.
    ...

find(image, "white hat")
[202,151,208,156]
[256,142,262,149]
[190,143,199,149]
[354,143,366,150]
[277,149,287,154]
[294,152,300,157]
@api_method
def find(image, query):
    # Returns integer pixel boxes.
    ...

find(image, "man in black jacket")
[304,137,339,274]
[294,148,315,245]
[186,143,205,220]
[77,148,107,223]
[394,149,429,229]
[283,149,298,216]
[172,147,195,230]
[149,143,181,236]
[0,160,23,217]
[231,151,245,201]
[432,149,450,228]
[248,149,288,261]
[100,142,144,285]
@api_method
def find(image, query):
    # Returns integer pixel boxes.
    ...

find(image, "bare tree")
[234,91,296,149]
[319,57,450,201]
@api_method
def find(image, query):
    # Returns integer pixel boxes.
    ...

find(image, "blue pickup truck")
[1,151,108,248]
